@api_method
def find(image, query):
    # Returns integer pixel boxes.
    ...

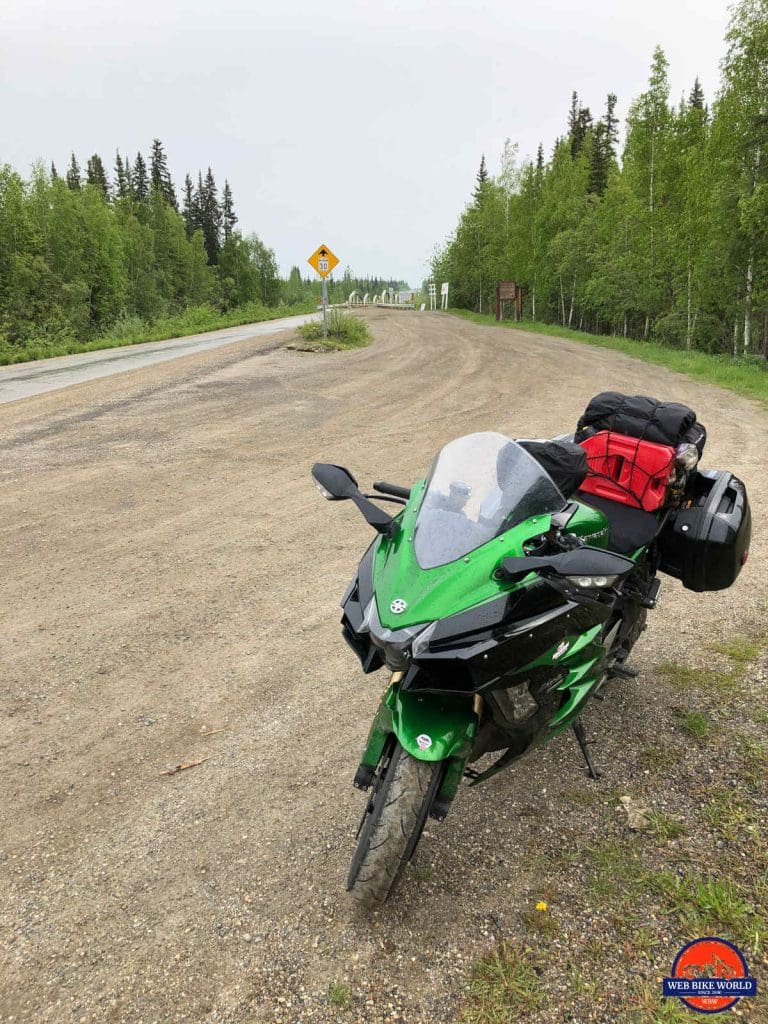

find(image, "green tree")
[86,154,110,199]
[114,152,129,199]
[149,138,177,209]
[222,180,237,241]
[132,152,149,202]
[66,154,81,191]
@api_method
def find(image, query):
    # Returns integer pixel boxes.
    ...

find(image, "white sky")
[2,0,730,287]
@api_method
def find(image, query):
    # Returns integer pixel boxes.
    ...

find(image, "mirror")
[500,545,635,583]
[311,462,359,501]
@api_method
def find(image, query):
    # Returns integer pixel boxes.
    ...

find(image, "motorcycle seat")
[575,491,661,555]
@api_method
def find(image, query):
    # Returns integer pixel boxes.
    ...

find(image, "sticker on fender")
[416,734,432,750]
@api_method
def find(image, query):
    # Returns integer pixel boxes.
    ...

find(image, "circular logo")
[416,734,432,750]
[390,598,407,614]
[663,937,756,1013]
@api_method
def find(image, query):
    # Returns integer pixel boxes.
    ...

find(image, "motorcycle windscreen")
[413,432,566,569]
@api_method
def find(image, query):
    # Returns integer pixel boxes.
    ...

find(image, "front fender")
[389,686,477,762]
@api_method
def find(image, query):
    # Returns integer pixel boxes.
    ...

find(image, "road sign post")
[307,243,339,341]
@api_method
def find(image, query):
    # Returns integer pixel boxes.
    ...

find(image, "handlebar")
[373,481,411,500]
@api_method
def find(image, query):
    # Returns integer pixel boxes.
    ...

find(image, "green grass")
[293,308,371,351]
[677,710,711,741]
[459,641,768,1023]
[0,301,316,366]
[702,787,757,842]
[461,942,543,1022]
[651,871,756,934]
[327,982,353,1010]
[709,636,764,664]
[656,660,735,693]
[647,811,687,842]
[446,309,768,407]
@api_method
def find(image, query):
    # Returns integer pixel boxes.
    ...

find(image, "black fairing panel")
[406,594,609,693]
[340,540,384,673]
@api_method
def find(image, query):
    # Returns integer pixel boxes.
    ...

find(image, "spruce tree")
[149,138,177,209]
[603,93,620,161]
[588,123,609,195]
[536,143,544,172]
[688,77,705,110]
[222,180,237,240]
[182,173,197,237]
[86,154,110,198]
[132,152,149,201]
[568,91,580,146]
[50,162,58,180]
[114,152,128,199]
[568,92,593,159]
[473,155,489,199]
[66,154,81,191]
[199,167,222,263]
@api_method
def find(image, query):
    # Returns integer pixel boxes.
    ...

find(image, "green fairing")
[388,685,476,761]
[357,482,618,781]
[372,482,609,631]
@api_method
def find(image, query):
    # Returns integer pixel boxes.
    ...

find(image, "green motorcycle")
[312,419,750,905]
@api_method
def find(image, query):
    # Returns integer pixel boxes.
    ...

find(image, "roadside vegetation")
[0,302,316,365]
[458,632,768,1023]
[0,137,404,364]
[292,309,371,352]
[432,0,768,360]
[448,310,768,407]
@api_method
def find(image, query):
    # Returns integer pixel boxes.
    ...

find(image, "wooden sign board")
[496,280,522,321]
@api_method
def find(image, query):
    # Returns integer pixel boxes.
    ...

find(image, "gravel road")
[0,309,765,1023]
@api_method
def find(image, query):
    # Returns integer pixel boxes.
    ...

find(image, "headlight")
[567,574,617,588]
[359,599,435,671]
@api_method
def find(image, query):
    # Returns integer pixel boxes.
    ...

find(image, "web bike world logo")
[663,937,757,1013]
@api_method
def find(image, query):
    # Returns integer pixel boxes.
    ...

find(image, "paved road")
[0,312,317,404]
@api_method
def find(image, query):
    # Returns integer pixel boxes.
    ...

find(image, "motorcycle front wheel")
[346,740,443,905]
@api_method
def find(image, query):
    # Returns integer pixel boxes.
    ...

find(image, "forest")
[0,139,404,361]
[431,0,768,358]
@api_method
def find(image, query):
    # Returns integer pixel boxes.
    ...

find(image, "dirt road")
[1,310,765,1023]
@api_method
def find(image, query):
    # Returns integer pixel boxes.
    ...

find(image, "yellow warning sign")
[307,243,339,279]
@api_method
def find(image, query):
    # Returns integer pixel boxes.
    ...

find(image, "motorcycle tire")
[346,740,442,905]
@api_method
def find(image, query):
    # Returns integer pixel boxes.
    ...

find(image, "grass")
[292,308,371,352]
[651,871,756,934]
[0,301,316,366]
[461,941,543,1022]
[709,636,764,664]
[677,710,711,741]
[327,982,353,1010]
[655,660,737,694]
[446,309,768,408]
[647,812,687,842]
[458,634,768,1022]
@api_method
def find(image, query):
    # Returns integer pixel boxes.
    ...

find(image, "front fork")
[352,672,479,820]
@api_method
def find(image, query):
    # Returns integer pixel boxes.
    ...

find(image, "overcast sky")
[3,0,731,287]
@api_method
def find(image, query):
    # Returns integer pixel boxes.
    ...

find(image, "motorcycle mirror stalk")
[311,462,398,538]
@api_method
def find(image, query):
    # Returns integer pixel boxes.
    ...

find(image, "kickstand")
[572,718,600,780]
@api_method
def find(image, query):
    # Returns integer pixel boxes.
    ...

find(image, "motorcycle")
[312,403,751,905]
